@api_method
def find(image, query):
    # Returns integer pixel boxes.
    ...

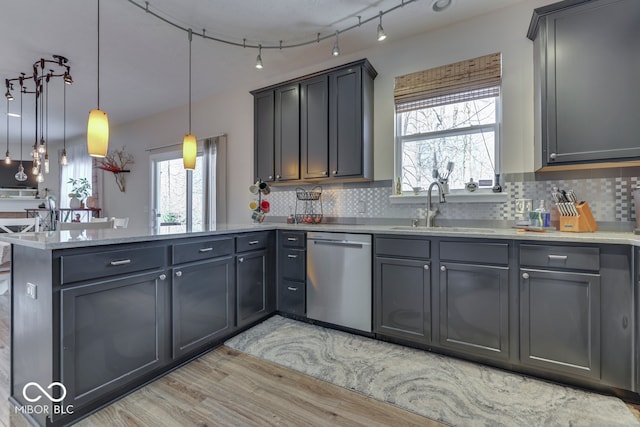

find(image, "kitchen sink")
[390,226,496,233]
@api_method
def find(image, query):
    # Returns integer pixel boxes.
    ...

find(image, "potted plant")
[67,178,91,208]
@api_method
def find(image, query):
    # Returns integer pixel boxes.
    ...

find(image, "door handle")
[440,266,446,272]
[548,255,568,261]
[248,240,260,245]
[175,271,182,277]
[424,265,429,270]
[287,254,298,259]
[287,237,298,242]
[287,286,298,291]
[159,274,167,281]
[238,257,244,263]
[522,272,529,279]
[109,259,131,266]
[199,247,214,253]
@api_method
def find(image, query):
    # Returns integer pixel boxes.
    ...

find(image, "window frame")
[394,87,502,193]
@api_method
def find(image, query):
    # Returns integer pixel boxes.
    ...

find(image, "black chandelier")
[4,54,73,182]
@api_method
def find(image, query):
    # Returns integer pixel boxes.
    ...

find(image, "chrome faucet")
[425,181,446,227]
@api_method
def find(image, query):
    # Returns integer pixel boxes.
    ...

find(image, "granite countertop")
[0,222,637,250]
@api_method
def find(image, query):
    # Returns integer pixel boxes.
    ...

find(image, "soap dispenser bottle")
[536,200,551,228]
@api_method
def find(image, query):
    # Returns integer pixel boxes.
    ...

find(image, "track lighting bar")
[127,0,420,51]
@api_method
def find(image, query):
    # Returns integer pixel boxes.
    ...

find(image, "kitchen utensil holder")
[558,202,597,232]
[295,186,323,224]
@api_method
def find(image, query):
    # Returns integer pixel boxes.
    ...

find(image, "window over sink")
[394,53,502,193]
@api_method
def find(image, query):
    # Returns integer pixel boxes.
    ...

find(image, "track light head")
[63,72,73,85]
[332,31,340,56]
[255,45,263,69]
[4,90,13,101]
[377,11,387,41]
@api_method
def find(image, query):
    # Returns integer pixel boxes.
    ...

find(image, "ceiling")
[0,0,525,148]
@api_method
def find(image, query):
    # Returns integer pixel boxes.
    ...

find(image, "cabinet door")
[300,75,329,179]
[543,0,640,164]
[329,66,362,178]
[375,257,430,343]
[279,279,306,316]
[274,84,300,181]
[439,263,509,360]
[237,250,269,328]
[254,90,275,182]
[172,257,235,358]
[61,270,167,409]
[520,268,601,380]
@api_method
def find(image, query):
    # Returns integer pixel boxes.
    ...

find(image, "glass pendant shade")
[4,152,10,164]
[183,133,196,170]
[87,109,109,157]
[61,149,68,166]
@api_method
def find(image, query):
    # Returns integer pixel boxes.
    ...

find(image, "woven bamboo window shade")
[394,52,502,107]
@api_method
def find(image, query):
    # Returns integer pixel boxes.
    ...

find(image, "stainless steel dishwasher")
[306,232,372,332]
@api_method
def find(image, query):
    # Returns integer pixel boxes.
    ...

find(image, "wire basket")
[295,186,323,224]
[296,186,322,201]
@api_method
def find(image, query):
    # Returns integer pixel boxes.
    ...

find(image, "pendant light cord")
[5,98,8,155]
[63,78,66,150]
[188,28,192,134]
[97,0,101,110]
[19,87,23,164]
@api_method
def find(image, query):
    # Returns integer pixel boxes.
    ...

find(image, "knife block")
[559,202,598,232]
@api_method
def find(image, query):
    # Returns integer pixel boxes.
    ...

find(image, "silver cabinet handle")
[440,266,446,272]
[199,247,213,253]
[268,175,273,180]
[238,257,244,263]
[424,265,429,270]
[323,171,328,176]
[287,286,298,291]
[550,153,557,160]
[522,272,529,279]
[110,259,131,266]
[548,255,568,261]
[175,271,182,277]
[159,274,167,281]
[287,237,298,242]
[287,254,298,259]
[276,175,281,179]
[248,240,260,245]
[332,170,337,175]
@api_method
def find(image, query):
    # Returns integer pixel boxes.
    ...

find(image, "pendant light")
[87,0,109,158]
[4,96,10,164]
[182,29,196,170]
[14,85,27,182]
[255,45,263,69]
[61,79,68,166]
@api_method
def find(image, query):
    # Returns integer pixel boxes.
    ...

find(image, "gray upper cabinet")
[529,0,640,168]
[254,90,275,182]
[300,75,329,179]
[274,84,300,182]
[252,59,376,184]
[329,64,375,179]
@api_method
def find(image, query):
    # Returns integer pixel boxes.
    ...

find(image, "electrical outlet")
[515,198,533,214]
[26,282,37,300]
[357,200,366,214]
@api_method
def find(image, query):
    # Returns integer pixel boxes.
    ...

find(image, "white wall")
[59,0,553,229]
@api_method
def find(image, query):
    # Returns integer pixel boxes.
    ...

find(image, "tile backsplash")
[264,168,640,231]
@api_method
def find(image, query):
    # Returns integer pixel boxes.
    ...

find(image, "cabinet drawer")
[61,246,165,284]
[440,241,508,265]
[281,231,305,248]
[279,280,305,316]
[520,244,599,272]
[376,237,430,259]
[236,232,270,253]
[280,248,305,281]
[172,237,233,265]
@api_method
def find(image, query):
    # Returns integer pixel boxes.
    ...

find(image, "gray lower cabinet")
[172,257,235,358]
[520,268,601,380]
[277,231,306,316]
[61,269,168,409]
[375,257,430,342]
[439,262,509,360]
[236,249,270,328]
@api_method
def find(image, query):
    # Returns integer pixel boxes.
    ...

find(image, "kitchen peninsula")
[1,224,638,426]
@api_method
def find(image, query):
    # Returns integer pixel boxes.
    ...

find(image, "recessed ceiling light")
[432,0,452,12]
[7,113,20,118]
